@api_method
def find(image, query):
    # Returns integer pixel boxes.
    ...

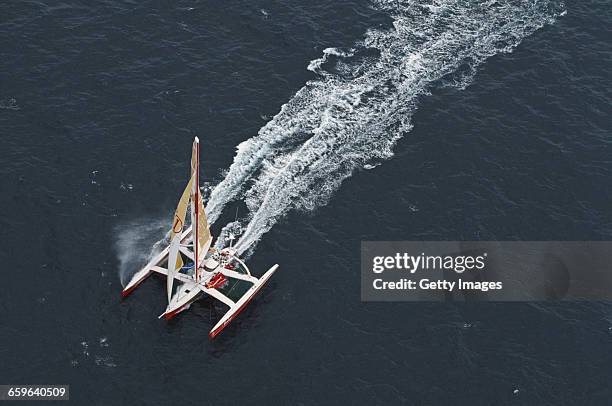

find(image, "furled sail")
[167,174,194,302]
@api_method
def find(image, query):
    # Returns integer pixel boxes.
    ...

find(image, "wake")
[206,0,565,254]
[117,0,565,279]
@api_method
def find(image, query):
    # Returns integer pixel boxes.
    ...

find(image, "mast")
[189,136,212,282]
[194,137,200,282]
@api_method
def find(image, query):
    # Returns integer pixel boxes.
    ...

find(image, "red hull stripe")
[208,278,270,338]
[121,270,152,298]
[162,304,186,320]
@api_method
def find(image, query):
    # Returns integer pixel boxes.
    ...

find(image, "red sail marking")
[172,216,183,234]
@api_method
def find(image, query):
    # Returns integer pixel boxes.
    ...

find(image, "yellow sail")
[173,248,184,271]
[170,173,194,240]
[167,174,194,301]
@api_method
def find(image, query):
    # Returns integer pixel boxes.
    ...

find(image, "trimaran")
[121,137,278,338]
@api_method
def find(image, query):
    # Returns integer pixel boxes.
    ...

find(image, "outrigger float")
[121,137,278,338]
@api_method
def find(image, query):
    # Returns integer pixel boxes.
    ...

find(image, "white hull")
[209,264,278,338]
[122,229,278,338]
[160,281,202,320]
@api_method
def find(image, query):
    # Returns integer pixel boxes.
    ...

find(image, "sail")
[171,173,194,240]
[167,174,194,302]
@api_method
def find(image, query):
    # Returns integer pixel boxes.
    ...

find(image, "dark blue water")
[1,1,611,404]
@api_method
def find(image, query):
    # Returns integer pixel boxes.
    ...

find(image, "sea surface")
[1,1,611,404]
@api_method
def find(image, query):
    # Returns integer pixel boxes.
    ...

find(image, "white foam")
[207,0,564,254]
[115,1,565,280]
[137,0,565,260]
[307,47,356,73]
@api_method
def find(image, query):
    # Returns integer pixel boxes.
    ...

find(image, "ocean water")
[1,1,611,404]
